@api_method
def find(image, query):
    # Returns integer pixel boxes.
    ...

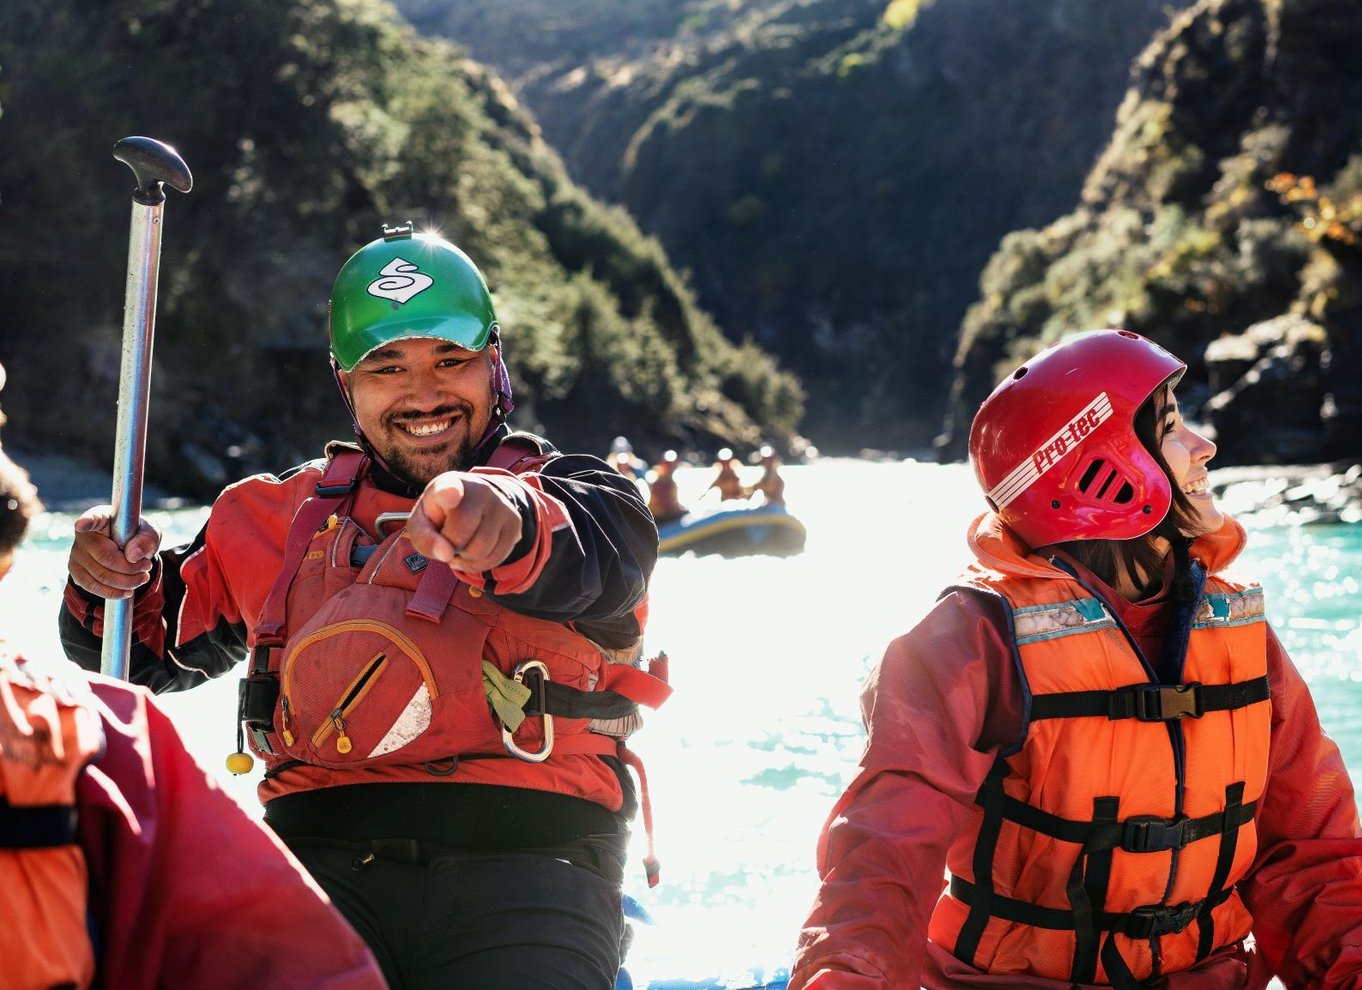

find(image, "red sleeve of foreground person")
[788,590,1019,989]
[1237,627,1362,988]
[791,596,1362,990]
[78,674,386,990]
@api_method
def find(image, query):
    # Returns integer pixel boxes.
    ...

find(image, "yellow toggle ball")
[225,751,255,775]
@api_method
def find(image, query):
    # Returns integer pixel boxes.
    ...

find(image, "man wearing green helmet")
[61,224,667,989]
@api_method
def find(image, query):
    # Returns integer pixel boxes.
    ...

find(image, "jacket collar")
[967,512,1248,579]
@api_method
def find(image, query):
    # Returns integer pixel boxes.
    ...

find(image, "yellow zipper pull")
[331,709,352,754]
[280,695,295,748]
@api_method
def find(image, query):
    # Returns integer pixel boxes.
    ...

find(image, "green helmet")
[328,224,498,372]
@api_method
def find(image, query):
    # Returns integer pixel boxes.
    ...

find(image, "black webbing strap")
[523,680,639,721]
[949,875,1232,937]
[0,799,78,848]
[1067,796,1119,984]
[999,793,1258,852]
[1196,781,1246,960]
[953,758,1009,965]
[1029,676,1270,722]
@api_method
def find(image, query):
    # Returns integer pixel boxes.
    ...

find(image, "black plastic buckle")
[1115,683,1203,721]
[1123,901,1200,938]
[1121,815,1190,852]
[238,672,279,724]
[238,673,279,755]
[314,478,358,497]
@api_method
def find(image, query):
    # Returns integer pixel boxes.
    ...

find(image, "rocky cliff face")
[942,0,1362,465]
[398,0,1191,454]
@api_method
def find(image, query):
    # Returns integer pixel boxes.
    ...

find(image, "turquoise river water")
[1,459,1357,988]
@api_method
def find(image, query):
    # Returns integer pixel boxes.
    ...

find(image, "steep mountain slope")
[942,0,1362,464]
[0,0,801,497]
[397,0,1190,452]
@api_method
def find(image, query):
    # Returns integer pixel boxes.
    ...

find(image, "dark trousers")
[291,844,624,989]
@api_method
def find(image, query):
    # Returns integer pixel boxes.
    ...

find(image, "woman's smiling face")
[1156,386,1223,537]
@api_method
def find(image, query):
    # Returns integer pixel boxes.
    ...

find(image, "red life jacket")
[1,645,104,990]
[234,441,670,880]
[928,558,1270,986]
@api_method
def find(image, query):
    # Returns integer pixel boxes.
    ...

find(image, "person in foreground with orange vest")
[791,329,1362,989]
[0,441,383,987]
[59,225,669,989]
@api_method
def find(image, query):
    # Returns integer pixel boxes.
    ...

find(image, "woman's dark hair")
[1054,380,1201,597]
[0,450,42,559]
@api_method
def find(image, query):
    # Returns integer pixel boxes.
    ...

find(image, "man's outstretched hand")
[407,472,522,573]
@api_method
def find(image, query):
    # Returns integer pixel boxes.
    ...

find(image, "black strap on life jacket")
[954,755,1257,984]
[1028,676,1270,722]
[950,874,1234,939]
[952,758,1009,965]
[1196,781,1246,960]
[0,798,78,848]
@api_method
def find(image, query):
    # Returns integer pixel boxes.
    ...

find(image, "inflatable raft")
[656,503,807,557]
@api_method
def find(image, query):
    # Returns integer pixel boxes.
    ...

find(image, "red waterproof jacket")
[4,650,384,990]
[792,513,1362,990]
[60,429,657,814]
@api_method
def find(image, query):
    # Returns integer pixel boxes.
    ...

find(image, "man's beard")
[378,403,480,487]
[382,436,476,488]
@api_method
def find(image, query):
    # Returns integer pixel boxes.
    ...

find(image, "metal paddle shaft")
[101,137,192,680]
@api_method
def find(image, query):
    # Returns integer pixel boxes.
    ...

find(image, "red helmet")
[968,329,1186,548]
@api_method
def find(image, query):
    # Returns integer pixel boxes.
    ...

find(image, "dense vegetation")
[942,0,1362,463]
[399,0,1191,453]
[0,0,802,498]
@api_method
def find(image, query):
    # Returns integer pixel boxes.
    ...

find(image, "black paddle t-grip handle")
[113,136,193,205]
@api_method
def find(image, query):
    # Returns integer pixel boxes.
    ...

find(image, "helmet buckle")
[381,221,415,241]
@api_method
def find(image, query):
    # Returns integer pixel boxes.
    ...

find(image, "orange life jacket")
[928,557,1270,987]
[235,442,671,881]
[0,646,104,990]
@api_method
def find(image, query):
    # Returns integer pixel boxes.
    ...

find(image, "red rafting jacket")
[791,514,1362,990]
[60,430,658,813]
[2,660,385,990]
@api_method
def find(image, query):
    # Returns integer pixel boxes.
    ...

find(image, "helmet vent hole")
[1077,460,1105,492]
[1077,457,1134,503]
[1012,367,1028,380]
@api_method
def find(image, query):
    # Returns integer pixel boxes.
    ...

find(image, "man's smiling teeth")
[399,419,452,437]
[1183,479,1209,496]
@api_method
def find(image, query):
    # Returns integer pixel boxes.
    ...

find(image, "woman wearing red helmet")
[791,330,1362,989]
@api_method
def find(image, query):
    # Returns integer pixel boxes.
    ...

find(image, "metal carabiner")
[503,660,554,763]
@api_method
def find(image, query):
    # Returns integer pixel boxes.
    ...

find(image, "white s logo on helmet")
[366,258,434,304]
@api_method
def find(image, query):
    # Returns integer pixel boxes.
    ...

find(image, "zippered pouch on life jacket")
[274,582,503,770]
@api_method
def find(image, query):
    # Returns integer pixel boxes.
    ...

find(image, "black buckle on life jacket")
[315,477,359,498]
[1121,815,1190,852]
[1122,901,1201,939]
[238,672,280,754]
[1112,683,1203,721]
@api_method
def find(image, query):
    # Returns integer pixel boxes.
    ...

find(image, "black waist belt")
[281,833,626,885]
[264,781,625,850]
[950,875,1233,938]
